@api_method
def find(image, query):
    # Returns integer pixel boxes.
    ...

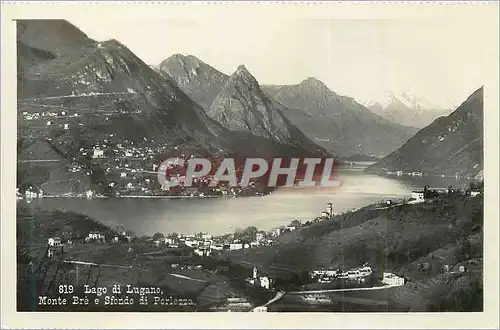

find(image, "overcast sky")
[70,17,491,109]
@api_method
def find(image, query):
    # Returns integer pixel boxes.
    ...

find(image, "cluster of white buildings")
[246,266,272,290]
[85,231,106,242]
[47,237,62,247]
[19,187,43,199]
[312,265,374,283]
[411,190,426,203]
[160,226,298,255]
[311,265,405,287]
[381,272,405,286]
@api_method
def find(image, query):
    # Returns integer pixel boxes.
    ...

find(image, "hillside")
[223,192,483,311]
[365,87,483,177]
[17,206,117,246]
[17,20,326,194]
[17,20,230,151]
[261,80,418,157]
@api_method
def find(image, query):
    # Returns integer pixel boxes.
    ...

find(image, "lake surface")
[25,163,472,236]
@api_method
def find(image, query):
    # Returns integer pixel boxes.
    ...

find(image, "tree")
[447,185,454,194]
[290,220,302,228]
[242,226,258,240]
[152,232,164,241]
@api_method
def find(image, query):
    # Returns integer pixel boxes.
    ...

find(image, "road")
[263,291,285,306]
[251,290,285,311]
[19,91,137,101]
[373,203,405,210]
[61,259,149,272]
[236,260,298,272]
[18,159,63,163]
[287,283,402,295]
[166,273,206,283]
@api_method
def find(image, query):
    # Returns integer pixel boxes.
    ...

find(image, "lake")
[24,163,471,236]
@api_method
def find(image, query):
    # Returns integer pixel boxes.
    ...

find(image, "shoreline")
[18,193,270,201]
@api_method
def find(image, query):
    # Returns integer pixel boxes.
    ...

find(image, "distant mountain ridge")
[158,54,228,112]
[160,55,418,157]
[206,65,324,153]
[366,87,483,177]
[261,80,419,157]
[366,91,452,128]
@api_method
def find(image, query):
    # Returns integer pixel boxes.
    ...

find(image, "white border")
[1,2,499,329]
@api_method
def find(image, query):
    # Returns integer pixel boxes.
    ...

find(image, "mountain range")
[261,80,419,157]
[159,54,419,157]
[366,87,483,178]
[17,20,325,164]
[17,19,483,194]
[366,91,452,128]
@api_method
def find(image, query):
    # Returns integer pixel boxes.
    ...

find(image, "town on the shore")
[38,183,481,312]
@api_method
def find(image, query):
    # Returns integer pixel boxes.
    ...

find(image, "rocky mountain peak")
[157,54,229,111]
[228,65,260,88]
[299,77,333,93]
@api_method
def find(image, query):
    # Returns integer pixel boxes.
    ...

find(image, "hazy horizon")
[68,17,490,109]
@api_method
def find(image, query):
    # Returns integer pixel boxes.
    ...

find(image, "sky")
[70,17,491,109]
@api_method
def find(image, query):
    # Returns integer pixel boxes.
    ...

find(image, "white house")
[382,272,405,286]
[471,191,481,197]
[229,243,243,250]
[358,266,373,276]
[253,306,268,312]
[194,248,211,257]
[411,190,425,202]
[259,276,271,289]
[87,232,105,242]
[164,237,175,245]
[185,240,199,248]
[48,237,62,247]
[93,148,104,158]
[346,270,361,280]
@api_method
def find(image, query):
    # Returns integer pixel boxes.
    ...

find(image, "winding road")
[251,290,285,311]
[288,283,401,295]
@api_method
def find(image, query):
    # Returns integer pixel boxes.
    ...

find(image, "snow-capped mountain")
[366,91,453,128]
[366,87,483,177]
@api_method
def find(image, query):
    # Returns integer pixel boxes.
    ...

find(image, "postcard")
[1,1,499,329]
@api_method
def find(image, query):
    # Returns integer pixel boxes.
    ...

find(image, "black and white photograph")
[1,1,499,329]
